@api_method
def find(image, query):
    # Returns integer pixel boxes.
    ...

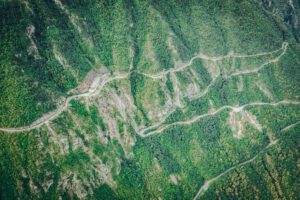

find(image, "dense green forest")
[0,0,300,199]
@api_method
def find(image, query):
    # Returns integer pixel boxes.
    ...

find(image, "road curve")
[0,42,289,133]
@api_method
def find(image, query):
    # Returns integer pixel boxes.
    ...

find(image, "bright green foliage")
[1,0,300,199]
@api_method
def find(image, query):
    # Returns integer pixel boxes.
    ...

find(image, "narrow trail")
[193,140,279,200]
[193,119,300,199]
[139,100,300,137]
[281,121,300,132]
[0,42,289,133]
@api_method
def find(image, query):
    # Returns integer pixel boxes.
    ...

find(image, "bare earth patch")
[256,82,274,100]
[228,110,263,139]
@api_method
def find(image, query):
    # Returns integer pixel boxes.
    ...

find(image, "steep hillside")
[0,0,299,199]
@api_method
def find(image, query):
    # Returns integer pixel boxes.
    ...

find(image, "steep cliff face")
[0,0,299,199]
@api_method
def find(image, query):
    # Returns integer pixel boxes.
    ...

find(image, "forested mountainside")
[0,0,299,199]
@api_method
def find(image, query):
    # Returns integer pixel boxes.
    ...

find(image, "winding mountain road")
[138,42,289,135]
[0,73,129,133]
[0,42,291,134]
[139,42,287,80]
[139,100,300,137]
